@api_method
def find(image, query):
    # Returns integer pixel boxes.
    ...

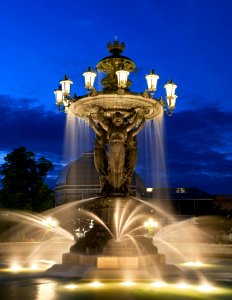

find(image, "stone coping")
[0,242,231,256]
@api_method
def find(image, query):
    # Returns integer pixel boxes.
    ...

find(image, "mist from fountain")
[137,113,174,220]
[0,197,198,249]
[0,210,73,241]
[64,112,93,162]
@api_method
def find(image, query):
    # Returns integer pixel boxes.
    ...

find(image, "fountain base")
[46,253,178,280]
[46,240,166,278]
[46,196,168,279]
[62,252,165,269]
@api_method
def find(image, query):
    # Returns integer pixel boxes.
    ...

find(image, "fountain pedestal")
[62,252,165,270]
[45,249,166,279]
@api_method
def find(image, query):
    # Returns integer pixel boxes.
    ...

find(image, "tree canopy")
[0,146,55,212]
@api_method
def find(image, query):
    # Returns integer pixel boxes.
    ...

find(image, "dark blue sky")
[0,0,231,194]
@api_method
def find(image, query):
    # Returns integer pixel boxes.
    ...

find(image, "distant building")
[213,194,232,215]
[55,152,145,205]
[143,187,214,218]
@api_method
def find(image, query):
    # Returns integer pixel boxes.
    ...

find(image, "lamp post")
[54,39,178,116]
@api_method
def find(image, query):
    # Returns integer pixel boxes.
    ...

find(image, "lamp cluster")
[145,70,178,113]
[54,68,98,112]
[54,41,178,115]
[54,75,73,112]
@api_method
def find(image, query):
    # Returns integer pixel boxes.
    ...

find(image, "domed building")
[55,152,146,205]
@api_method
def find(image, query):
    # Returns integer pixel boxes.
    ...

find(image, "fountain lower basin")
[47,250,167,279]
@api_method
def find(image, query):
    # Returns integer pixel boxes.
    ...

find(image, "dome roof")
[56,153,100,186]
[56,152,145,193]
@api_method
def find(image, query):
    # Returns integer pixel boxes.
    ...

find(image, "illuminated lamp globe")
[60,75,73,95]
[83,67,96,90]
[145,69,159,93]
[54,86,63,106]
[164,80,178,110]
[116,70,129,88]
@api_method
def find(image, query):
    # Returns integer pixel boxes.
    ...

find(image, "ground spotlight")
[10,263,22,272]
[89,281,103,288]
[65,284,78,290]
[176,282,190,289]
[121,281,136,287]
[183,261,204,267]
[30,264,39,270]
[151,281,167,288]
[197,283,216,292]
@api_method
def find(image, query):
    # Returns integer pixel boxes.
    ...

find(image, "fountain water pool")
[0,199,232,299]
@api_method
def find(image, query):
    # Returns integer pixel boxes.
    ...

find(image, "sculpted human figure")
[89,114,108,193]
[97,107,144,192]
[124,115,145,187]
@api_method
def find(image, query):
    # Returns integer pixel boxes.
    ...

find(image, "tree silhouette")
[0,146,54,212]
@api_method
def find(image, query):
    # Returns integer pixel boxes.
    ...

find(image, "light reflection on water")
[0,279,57,300]
[0,278,230,300]
[37,280,57,300]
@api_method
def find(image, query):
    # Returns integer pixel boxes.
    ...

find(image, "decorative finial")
[107,39,125,55]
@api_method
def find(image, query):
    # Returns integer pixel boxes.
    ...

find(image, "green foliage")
[0,146,55,212]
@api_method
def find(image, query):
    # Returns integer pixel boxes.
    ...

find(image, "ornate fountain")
[52,39,178,278]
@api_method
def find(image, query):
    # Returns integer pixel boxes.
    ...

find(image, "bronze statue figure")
[88,107,146,196]
[89,114,108,194]
[125,115,145,187]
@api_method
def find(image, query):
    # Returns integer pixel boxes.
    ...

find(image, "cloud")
[0,94,65,153]
[0,94,94,188]
[137,107,232,194]
[0,95,67,186]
